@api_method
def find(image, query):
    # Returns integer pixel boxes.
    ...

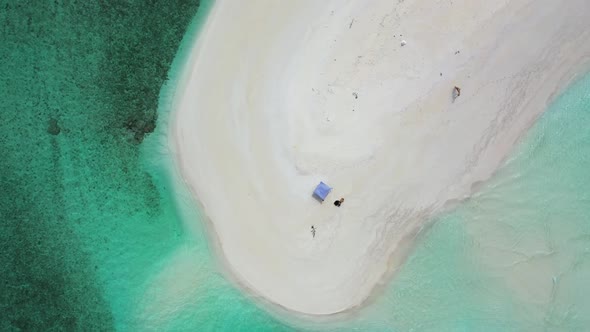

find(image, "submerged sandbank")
[172,0,590,315]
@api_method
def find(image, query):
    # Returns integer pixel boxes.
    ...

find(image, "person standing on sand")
[334,198,344,207]
[311,225,316,238]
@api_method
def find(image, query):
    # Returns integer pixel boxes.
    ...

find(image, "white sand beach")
[172,0,590,315]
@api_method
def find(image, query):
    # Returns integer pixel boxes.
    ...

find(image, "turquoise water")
[1,1,590,330]
[0,1,202,330]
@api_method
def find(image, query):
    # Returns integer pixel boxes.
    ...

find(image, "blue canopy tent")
[313,181,332,202]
